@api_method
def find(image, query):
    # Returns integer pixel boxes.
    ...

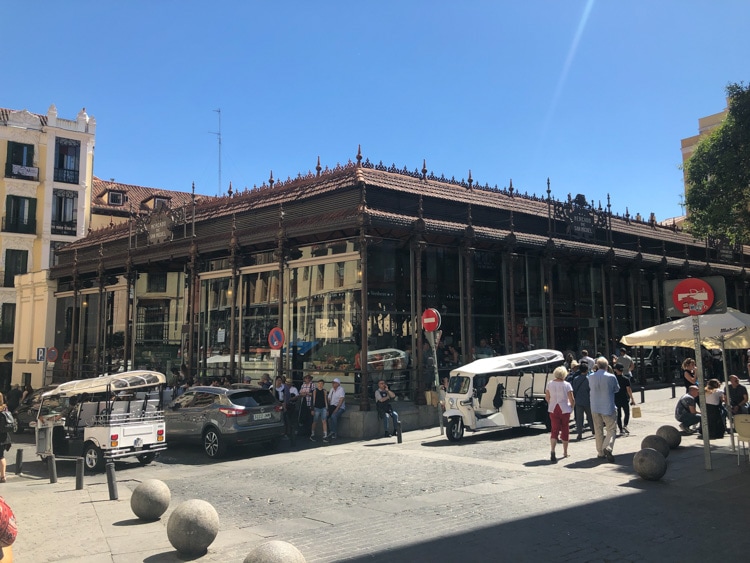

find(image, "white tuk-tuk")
[34,371,168,471]
[443,349,564,442]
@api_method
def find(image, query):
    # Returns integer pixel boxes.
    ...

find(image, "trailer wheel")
[137,453,156,465]
[447,417,464,442]
[83,442,105,472]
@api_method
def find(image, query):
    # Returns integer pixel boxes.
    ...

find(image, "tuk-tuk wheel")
[447,417,464,442]
[83,442,105,472]
[137,453,156,465]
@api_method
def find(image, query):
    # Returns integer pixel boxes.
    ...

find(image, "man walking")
[588,357,620,463]
[615,347,634,381]
[568,360,593,441]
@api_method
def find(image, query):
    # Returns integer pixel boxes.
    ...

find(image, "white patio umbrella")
[621,307,750,455]
[620,308,750,350]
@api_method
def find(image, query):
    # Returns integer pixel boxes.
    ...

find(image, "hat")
[570,360,579,369]
[333,378,341,384]
[614,363,624,371]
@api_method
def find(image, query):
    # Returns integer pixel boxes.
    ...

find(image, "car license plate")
[253,412,272,421]
[134,438,143,449]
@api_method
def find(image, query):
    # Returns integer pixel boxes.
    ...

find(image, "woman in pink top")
[545,366,575,462]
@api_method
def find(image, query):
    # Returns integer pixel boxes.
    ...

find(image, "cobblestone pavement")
[4,385,749,562]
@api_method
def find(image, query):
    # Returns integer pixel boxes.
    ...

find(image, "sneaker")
[309,435,316,442]
[604,448,615,463]
[623,427,629,435]
[576,434,582,442]
[384,431,391,438]
[323,434,330,443]
[678,423,690,433]
[329,433,336,440]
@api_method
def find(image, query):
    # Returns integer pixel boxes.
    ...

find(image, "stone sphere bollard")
[656,425,682,449]
[633,447,668,481]
[167,499,219,557]
[130,479,171,521]
[641,434,670,458]
[244,540,307,563]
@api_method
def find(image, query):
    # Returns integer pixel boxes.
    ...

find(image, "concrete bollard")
[633,447,668,481]
[14,449,22,475]
[131,479,171,521]
[244,540,306,563]
[105,462,118,500]
[47,455,57,484]
[75,458,84,490]
[656,425,682,449]
[641,434,670,458]
[167,499,219,557]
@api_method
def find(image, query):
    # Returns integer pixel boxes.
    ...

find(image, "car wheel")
[137,453,156,465]
[83,442,105,472]
[447,417,464,442]
[203,427,226,458]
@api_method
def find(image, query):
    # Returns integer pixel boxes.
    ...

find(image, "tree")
[685,82,750,244]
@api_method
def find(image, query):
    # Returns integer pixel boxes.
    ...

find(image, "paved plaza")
[3,385,749,562]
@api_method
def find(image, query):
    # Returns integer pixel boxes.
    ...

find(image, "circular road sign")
[672,278,714,316]
[47,347,59,362]
[422,308,442,332]
[268,327,285,350]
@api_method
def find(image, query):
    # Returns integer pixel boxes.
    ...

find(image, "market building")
[40,150,750,405]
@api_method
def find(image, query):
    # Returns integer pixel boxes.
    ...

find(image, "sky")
[3,1,749,223]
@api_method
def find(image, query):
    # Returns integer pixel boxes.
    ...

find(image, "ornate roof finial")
[316,156,322,176]
[356,145,362,167]
[468,170,473,191]
[422,159,427,181]
[509,179,514,198]
[228,181,233,197]
[269,171,274,188]
[546,178,551,198]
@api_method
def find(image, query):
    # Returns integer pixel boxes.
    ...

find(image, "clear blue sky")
[4,1,748,222]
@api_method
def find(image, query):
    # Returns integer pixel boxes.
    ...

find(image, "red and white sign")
[268,327,285,350]
[672,278,714,316]
[422,308,442,332]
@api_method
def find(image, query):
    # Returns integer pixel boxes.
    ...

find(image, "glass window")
[4,249,28,287]
[49,241,66,268]
[5,141,37,180]
[108,192,124,205]
[147,272,167,293]
[192,392,218,408]
[4,196,36,234]
[0,303,15,343]
[51,190,77,235]
[54,138,80,184]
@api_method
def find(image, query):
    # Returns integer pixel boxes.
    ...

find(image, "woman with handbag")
[545,366,575,462]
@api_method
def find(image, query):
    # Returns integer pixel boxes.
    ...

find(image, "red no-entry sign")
[422,308,442,332]
[672,278,714,316]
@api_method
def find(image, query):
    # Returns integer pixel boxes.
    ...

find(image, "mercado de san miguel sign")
[553,193,608,241]
[147,209,175,245]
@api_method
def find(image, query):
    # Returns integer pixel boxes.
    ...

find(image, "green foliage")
[685,82,750,244]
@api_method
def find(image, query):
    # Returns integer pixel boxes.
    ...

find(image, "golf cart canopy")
[42,371,167,398]
[451,349,564,377]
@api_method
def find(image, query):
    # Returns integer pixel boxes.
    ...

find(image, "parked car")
[165,386,285,458]
[12,386,56,433]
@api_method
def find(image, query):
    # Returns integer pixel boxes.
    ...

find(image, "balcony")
[51,220,77,236]
[54,168,79,184]
[5,163,39,181]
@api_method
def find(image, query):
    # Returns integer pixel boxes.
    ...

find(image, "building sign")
[553,193,607,242]
[571,207,595,240]
[147,211,174,245]
[12,164,38,178]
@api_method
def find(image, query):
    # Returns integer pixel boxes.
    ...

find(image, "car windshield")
[229,390,276,408]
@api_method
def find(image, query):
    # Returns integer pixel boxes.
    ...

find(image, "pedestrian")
[259,373,272,389]
[327,378,346,440]
[0,394,11,482]
[588,357,620,463]
[374,380,400,437]
[613,363,636,435]
[704,379,726,439]
[615,347,634,381]
[675,385,701,434]
[298,374,315,436]
[310,379,329,442]
[273,376,294,443]
[20,384,33,404]
[545,366,575,462]
[681,358,697,391]
[569,360,593,441]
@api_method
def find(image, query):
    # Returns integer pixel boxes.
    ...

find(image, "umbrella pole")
[693,316,712,470]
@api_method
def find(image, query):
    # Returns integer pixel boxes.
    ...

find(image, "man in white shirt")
[327,378,346,440]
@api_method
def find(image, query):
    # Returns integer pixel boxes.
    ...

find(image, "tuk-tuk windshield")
[39,395,70,417]
[448,375,470,394]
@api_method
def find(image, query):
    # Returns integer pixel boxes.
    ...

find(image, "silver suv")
[165,386,285,458]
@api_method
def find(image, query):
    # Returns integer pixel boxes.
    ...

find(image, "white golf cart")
[34,371,168,471]
[443,349,564,442]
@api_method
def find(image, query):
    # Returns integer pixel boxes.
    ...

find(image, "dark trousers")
[298,402,312,434]
[574,404,592,435]
[616,402,630,431]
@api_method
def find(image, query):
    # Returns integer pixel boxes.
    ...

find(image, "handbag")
[631,405,642,418]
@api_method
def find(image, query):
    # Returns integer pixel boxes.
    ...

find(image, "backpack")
[0,410,13,432]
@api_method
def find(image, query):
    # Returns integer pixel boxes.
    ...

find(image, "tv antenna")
[210,108,222,196]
